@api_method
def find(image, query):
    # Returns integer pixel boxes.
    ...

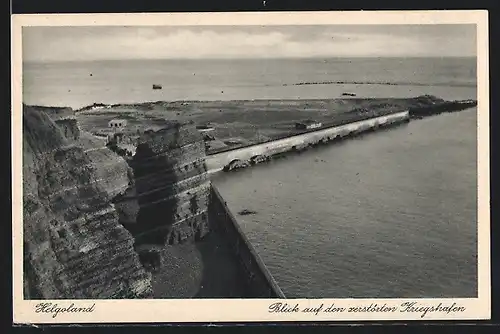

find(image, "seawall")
[209,185,286,298]
[206,111,410,173]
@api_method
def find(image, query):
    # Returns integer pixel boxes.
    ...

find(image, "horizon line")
[23,55,477,64]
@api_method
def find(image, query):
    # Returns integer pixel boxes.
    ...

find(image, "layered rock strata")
[78,133,132,199]
[114,122,211,247]
[22,106,153,299]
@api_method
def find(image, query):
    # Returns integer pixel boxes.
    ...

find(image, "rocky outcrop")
[27,104,82,143]
[23,105,153,299]
[54,118,80,142]
[408,96,477,118]
[25,104,75,120]
[114,122,211,247]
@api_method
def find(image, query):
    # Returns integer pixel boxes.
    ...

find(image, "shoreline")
[25,92,477,113]
[72,95,474,113]
[24,95,477,174]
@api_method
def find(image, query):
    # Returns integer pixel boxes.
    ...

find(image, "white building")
[295,120,322,130]
[108,119,128,129]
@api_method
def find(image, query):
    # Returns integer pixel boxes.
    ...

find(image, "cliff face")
[114,123,211,247]
[23,106,153,299]
[24,104,75,120]
[109,123,262,298]
[54,119,80,142]
[78,132,132,198]
[22,105,285,299]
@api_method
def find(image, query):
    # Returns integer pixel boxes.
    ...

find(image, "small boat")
[152,84,162,90]
[342,92,356,97]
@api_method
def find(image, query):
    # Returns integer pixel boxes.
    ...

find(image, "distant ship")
[152,84,162,90]
[342,92,356,97]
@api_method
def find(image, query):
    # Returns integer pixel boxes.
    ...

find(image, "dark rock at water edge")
[237,209,258,216]
[409,97,477,118]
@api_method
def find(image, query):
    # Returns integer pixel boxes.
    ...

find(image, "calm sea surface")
[23,57,478,297]
[213,109,477,298]
[23,57,476,108]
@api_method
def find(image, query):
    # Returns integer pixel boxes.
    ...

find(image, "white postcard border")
[11,10,490,324]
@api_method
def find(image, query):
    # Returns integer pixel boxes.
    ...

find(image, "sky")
[22,25,477,62]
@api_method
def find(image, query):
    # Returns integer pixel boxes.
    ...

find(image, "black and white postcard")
[11,10,490,323]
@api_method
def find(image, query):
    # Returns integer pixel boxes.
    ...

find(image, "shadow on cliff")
[122,141,179,269]
[192,230,251,298]
[192,184,252,298]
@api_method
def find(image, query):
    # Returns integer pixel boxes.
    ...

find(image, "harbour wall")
[205,111,410,173]
[209,185,286,298]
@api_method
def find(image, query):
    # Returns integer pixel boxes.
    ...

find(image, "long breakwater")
[206,111,410,174]
[205,97,477,174]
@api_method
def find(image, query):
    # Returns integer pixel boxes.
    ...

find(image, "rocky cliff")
[23,105,153,299]
[25,104,75,120]
[54,118,80,142]
[78,132,132,198]
[22,105,284,299]
[113,122,211,248]
[107,123,263,298]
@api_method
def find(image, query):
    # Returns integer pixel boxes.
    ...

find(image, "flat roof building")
[108,119,128,129]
